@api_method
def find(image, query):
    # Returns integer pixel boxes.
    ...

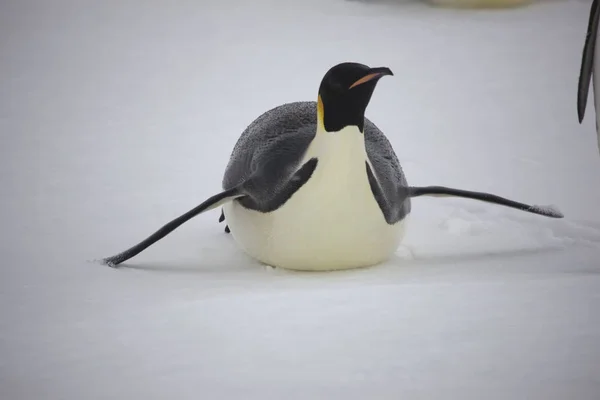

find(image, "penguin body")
[221,101,409,270]
[102,62,563,271]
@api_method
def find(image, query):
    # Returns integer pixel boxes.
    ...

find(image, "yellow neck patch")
[317,95,325,132]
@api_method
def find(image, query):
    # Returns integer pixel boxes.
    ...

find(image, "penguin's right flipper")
[102,187,245,267]
[408,186,564,219]
[578,0,600,123]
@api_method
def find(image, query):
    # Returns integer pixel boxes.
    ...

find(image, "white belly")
[222,126,406,271]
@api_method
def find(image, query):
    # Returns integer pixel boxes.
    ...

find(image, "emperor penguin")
[102,62,563,271]
[578,0,600,153]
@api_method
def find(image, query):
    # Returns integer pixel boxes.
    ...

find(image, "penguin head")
[317,62,393,133]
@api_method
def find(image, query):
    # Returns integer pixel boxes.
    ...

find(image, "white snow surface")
[2,0,600,398]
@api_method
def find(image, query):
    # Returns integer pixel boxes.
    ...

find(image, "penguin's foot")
[218,209,231,234]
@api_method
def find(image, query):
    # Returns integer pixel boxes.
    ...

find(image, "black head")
[317,62,393,133]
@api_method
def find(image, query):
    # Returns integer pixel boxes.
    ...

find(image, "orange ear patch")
[349,73,381,89]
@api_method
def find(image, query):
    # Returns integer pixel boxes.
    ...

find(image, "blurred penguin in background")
[578,0,600,154]
[425,0,532,9]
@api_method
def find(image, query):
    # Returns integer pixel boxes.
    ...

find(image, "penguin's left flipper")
[408,186,564,219]
[102,187,245,267]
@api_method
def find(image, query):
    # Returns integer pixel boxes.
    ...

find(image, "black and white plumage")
[102,62,563,271]
[218,100,412,270]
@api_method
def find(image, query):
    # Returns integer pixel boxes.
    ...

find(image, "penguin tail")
[101,187,245,267]
[407,186,564,219]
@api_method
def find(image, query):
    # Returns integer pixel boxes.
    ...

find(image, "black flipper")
[408,186,564,219]
[225,225,230,234]
[102,187,244,267]
[578,0,600,123]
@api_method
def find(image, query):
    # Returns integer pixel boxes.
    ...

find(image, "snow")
[2,0,600,398]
